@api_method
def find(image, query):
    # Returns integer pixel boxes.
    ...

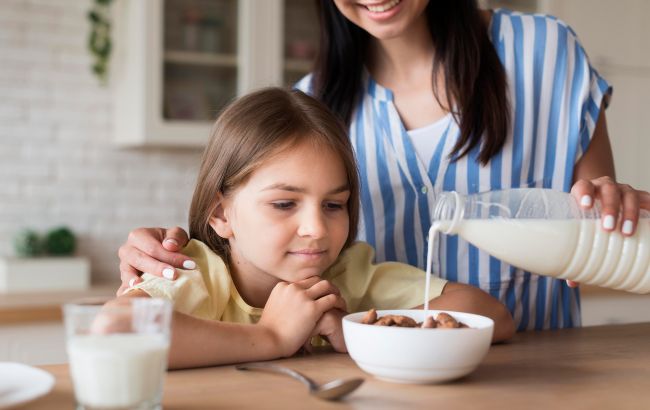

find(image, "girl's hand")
[258,279,346,357]
[569,177,650,288]
[304,308,348,353]
[117,227,193,296]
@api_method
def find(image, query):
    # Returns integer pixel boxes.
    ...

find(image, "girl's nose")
[296,207,327,238]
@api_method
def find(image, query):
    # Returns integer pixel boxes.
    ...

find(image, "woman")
[117,0,650,331]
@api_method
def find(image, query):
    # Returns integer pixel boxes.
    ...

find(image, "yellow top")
[130,239,447,324]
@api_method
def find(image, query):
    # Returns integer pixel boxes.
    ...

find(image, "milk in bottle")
[428,188,650,294]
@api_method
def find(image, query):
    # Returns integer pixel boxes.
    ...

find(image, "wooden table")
[29,323,650,409]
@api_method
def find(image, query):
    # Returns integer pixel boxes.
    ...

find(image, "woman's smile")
[360,0,403,20]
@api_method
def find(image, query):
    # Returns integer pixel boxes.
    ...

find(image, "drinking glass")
[63,298,172,410]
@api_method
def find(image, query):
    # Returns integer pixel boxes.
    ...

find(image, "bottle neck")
[432,191,465,234]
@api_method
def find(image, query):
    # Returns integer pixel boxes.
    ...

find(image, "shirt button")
[421,186,428,194]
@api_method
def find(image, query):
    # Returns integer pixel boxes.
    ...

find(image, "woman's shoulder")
[491,8,582,45]
[293,73,314,95]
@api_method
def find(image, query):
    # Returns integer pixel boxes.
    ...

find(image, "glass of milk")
[63,298,172,410]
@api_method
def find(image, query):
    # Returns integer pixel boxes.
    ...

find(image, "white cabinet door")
[112,0,318,147]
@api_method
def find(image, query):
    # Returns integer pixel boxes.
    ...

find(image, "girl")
[116,88,514,369]
[117,1,650,331]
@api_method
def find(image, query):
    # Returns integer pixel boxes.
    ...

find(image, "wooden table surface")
[28,322,650,409]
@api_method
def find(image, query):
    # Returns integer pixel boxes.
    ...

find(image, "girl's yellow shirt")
[129,239,447,324]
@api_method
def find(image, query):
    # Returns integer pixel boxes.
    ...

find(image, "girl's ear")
[209,194,233,239]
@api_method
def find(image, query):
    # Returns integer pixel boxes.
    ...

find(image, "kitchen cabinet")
[112,0,319,147]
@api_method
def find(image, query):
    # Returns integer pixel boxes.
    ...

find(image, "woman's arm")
[571,103,650,234]
[569,104,650,287]
[413,282,515,343]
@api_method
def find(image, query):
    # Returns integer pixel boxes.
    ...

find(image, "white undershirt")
[406,114,453,165]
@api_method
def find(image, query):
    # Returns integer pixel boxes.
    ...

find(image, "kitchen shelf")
[284,58,312,73]
[164,50,238,67]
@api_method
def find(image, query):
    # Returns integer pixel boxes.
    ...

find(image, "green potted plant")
[0,227,90,293]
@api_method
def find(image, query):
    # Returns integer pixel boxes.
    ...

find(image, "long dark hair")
[313,0,510,165]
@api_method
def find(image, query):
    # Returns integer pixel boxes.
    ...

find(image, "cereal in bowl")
[360,309,468,329]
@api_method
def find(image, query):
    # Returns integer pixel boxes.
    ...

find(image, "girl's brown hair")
[188,88,360,259]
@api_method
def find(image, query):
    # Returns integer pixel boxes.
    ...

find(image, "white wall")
[0,0,201,284]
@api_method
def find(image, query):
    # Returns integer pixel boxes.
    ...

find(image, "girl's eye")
[324,202,345,211]
[272,201,295,210]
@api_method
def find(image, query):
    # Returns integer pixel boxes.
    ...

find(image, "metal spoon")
[236,362,364,401]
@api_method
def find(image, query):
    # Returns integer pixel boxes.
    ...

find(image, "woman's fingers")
[118,227,196,283]
[566,280,580,288]
[162,226,190,252]
[619,184,639,235]
[118,242,177,280]
[639,191,650,210]
[572,177,649,236]
[129,228,194,269]
[571,178,596,209]
[595,177,621,231]
[117,263,142,296]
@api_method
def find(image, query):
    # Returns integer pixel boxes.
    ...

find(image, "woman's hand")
[569,177,650,288]
[117,227,193,296]
[257,278,347,358]
[572,176,650,235]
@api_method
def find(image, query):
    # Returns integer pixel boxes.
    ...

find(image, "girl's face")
[333,0,429,40]
[211,139,351,284]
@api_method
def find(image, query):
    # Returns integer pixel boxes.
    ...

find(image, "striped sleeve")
[549,18,613,179]
[293,74,313,94]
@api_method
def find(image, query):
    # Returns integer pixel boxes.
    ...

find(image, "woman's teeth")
[366,0,401,13]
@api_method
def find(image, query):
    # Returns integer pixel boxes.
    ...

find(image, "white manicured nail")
[622,220,634,235]
[580,195,592,207]
[164,238,179,246]
[128,278,136,288]
[182,260,196,269]
[603,215,615,230]
[162,268,175,279]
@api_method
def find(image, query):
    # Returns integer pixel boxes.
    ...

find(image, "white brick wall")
[0,0,201,284]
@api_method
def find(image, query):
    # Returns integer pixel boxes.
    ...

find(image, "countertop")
[0,285,117,324]
[29,322,650,409]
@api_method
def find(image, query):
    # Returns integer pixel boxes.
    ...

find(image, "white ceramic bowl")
[342,309,494,384]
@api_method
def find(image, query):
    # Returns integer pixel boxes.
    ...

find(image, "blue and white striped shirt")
[296,9,612,330]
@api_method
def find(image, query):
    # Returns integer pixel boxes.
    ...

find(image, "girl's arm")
[115,280,346,369]
[414,282,516,343]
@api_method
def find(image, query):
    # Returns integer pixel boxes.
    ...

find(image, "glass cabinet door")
[283,0,319,87]
[163,0,238,122]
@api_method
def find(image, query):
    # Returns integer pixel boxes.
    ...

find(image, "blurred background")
[0,0,648,364]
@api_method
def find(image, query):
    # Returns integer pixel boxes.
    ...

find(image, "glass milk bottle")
[429,188,650,293]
